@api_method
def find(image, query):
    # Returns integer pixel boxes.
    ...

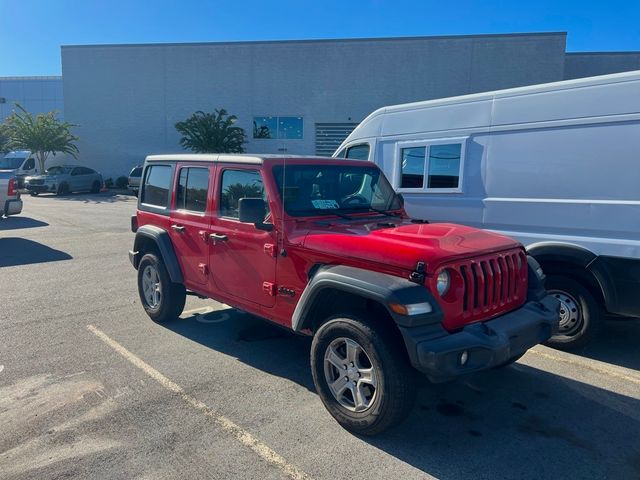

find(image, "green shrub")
[116,176,128,189]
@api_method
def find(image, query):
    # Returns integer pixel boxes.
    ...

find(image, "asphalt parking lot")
[1,193,640,480]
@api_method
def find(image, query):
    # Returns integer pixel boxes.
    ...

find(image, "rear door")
[169,164,212,288]
[209,166,277,307]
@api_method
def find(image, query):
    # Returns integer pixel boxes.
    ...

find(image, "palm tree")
[5,103,79,173]
[175,108,247,153]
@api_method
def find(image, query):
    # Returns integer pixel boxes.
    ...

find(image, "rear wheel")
[90,180,101,193]
[311,315,416,435]
[137,253,186,323]
[544,275,602,350]
[30,191,39,197]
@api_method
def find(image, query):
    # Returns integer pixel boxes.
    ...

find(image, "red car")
[129,154,558,434]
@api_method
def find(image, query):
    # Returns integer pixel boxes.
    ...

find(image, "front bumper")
[407,295,559,382]
[26,183,56,193]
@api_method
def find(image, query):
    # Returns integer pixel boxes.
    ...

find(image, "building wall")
[62,33,568,178]
[0,76,64,122]
[565,52,640,79]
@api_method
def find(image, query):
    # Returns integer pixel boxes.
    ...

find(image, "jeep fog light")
[436,269,451,296]
[460,350,469,366]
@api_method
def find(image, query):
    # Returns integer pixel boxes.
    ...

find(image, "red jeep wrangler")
[130,154,558,434]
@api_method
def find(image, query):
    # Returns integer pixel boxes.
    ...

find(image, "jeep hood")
[302,221,521,273]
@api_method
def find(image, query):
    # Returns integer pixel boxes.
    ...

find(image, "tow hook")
[409,261,426,284]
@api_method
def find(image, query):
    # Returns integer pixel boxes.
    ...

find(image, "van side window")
[177,167,209,213]
[219,169,268,219]
[398,140,465,192]
[400,146,426,188]
[141,165,172,208]
[24,158,35,170]
[345,144,370,160]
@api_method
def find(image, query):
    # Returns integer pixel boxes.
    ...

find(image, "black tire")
[544,275,603,350]
[56,183,69,196]
[30,191,39,197]
[137,253,186,323]
[311,315,416,435]
[91,180,101,193]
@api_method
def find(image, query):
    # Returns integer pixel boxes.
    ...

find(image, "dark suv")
[129,154,558,434]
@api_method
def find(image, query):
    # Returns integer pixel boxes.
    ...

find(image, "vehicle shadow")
[164,309,640,479]
[569,316,640,371]
[37,191,134,204]
[0,237,72,267]
[0,217,48,230]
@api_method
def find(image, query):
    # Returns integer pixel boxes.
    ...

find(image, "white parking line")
[529,347,640,386]
[86,324,311,480]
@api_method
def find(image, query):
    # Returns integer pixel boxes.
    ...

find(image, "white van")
[0,150,39,186]
[335,70,640,349]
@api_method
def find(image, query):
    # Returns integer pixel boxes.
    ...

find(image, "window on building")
[219,169,267,219]
[177,167,209,213]
[253,116,303,139]
[141,165,172,207]
[398,140,465,192]
[345,144,370,160]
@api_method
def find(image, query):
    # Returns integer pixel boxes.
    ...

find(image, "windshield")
[0,157,26,170]
[273,164,401,217]
[46,166,73,175]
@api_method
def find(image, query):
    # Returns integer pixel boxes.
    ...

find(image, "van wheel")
[137,253,186,323]
[544,275,602,350]
[91,180,101,193]
[30,191,39,197]
[311,315,416,435]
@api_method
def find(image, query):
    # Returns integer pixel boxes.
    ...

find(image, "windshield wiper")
[352,206,402,218]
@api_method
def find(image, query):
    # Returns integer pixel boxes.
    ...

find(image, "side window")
[176,167,209,213]
[70,167,80,176]
[345,144,370,161]
[400,146,426,188]
[398,141,464,192]
[219,169,267,219]
[141,165,172,208]
[24,158,35,170]
[334,148,346,158]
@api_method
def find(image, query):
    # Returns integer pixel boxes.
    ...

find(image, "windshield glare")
[0,158,25,170]
[273,164,400,217]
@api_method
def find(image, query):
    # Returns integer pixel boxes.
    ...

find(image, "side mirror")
[238,198,272,231]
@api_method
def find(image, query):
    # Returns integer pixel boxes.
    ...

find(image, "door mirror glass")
[238,197,266,224]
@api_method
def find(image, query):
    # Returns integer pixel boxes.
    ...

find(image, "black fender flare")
[130,225,183,283]
[527,242,615,311]
[291,265,442,331]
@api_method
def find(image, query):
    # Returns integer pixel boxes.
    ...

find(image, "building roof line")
[0,76,62,80]
[566,51,640,55]
[61,31,568,49]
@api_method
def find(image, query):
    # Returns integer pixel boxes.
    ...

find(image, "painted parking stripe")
[87,324,311,480]
[529,347,640,386]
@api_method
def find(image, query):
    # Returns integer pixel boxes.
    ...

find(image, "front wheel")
[544,275,603,350]
[137,253,186,323]
[311,315,416,435]
[30,191,39,197]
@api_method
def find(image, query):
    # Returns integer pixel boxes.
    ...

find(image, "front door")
[209,167,277,308]
[169,165,212,288]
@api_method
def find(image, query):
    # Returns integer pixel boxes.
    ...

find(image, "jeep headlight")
[436,269,451,296]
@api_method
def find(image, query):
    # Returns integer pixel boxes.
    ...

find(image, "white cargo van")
[0,150,39,187]
[335,71,640,349]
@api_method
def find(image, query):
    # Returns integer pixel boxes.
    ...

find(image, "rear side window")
[142,165,172,208]
[176,167,209,213]
[400,146,426,188]
[219,169,266,219]
[398,140,465,192]
[345,144,370,160]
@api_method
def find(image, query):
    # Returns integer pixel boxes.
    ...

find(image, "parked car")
[128,165,143,196]
[0,171,22,217]
[0,150,39,188]
[25,165,103,196]
[129,154,558,434]
[335,70,640,350]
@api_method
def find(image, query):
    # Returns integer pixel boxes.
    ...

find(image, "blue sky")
[1,0,639,76]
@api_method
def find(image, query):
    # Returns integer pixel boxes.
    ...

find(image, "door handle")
[171,224,185,232]
[209,233,228,241]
